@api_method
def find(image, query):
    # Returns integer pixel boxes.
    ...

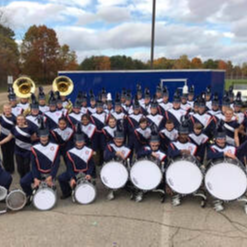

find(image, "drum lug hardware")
[71,190,75,203]
[237,197,247,203]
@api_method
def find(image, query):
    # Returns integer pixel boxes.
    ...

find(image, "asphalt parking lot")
[1,166,247,247]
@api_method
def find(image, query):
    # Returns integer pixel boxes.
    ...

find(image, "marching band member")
[189,122,209,161]
[0,104,16,173]
[136,131,167,202]
[80,114,97,149]
[136,84,144,106]
[26,94,44,134]
[90,98,107,166]
[189,95,215,138]
[50,115,74,163]
[122,90,132,115]
[155,85,163,103]
[38,87,49,114]
[102,115,117,149]
[17,97,30,111]
[146,98,165,131]
[0,114,36,178]
[111,93,126,124]
[159,119,178,152]
[101,88,107,107]
[141,88,151,115]
[207,93,221,117]
[205,86,212,110]
[180,93,191,112]
[45,91,64,130]
[228,86,235,109]
[8,87,23,117]
[126,98,143,151]
[67,99,83,128]
[134,117,152,152]
[80,92,88,114]
[187,85,195,107]
[87,90,97,115]
[233,92,244,125]
[104,128,131,200]
[59,124,95,199]
[105,93,114,116]
[56,91,68,115]
[164,91,186,129]
[61,95,69,108]
[221,108,240,146]
[0,161,12,191]
[20,119,60,201]
[159,86,172,114]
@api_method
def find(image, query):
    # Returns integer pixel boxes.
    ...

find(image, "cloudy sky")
[1,0,247,64]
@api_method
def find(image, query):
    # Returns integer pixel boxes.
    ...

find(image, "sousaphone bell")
[13,76,36,98]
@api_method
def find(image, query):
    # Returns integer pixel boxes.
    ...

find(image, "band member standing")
[59,124,95,199]
[38,87,49,114]
[0,114,36,178]
[20,120,60,200]
[141,88,151,116]
[17,97,30,111]
[187,85,195,107]
[67,99,83,128]
[45,91,64,130]
[0,104,16,173]
[164,91,186,130]
[8,87,23,117]
[205,86,212,110]
[102,115,117,149]
[159,87,172,114]
[87,90,97,115]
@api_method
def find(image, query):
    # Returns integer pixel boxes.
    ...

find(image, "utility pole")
[150,0,156,69]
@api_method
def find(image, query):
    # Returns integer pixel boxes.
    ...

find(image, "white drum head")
[0,186,7,201]
[166,160,203,194]
[75,183,96,205]
[33,189,56,211]
[100,161,129,189]
[205,162,247,201]
[130,160,162,190]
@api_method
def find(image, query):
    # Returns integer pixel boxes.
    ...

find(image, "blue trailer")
[58,70,225,102]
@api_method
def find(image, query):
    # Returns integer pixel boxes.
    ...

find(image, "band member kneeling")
[58,124,95,199]
[20,119,60,204]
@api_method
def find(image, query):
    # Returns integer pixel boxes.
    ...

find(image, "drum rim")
[204,160,247,201]
[0,186,8,201]
[165,159,203,195]
[130,159,163,190]
[6,189,27,211]
[33,187,57,211]
[100,161,129,189]
[74,181,97,205]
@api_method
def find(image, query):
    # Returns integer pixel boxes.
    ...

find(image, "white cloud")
[97,0,128,7]
[49,0,92,7]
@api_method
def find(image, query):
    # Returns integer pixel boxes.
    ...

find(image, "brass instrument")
[13,76,36,98]
[52,76,74,96]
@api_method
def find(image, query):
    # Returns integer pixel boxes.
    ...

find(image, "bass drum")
[100,161,129,189]
[33,182,57,211]
[130,159,162,190]
[165,155,203,195]
[205,158,247,201]
[6,189,26,211]
[74,180,96,205]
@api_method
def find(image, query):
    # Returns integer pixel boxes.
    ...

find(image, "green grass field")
[225,79,247,90]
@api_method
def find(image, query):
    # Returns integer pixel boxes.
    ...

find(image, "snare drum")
[73,180,96,205]
[130,159,163,190]
[0,186,7,201]
[6,189,26,211]
[205,158,247,201]
[165,155,203,195]
[33,182,57,211]
[100,161,129,189]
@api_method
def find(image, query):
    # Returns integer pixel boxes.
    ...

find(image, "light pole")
[150,0,156,69]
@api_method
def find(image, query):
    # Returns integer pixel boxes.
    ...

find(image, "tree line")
[1,22,247,88]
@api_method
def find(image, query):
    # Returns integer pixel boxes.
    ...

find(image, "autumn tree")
[191,57,203,69]
[203,59,218,69]
[20,25,77,84]
[0,24,19,87]
[173,55,191,69]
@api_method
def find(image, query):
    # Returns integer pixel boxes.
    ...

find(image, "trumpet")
[13,76,36,98]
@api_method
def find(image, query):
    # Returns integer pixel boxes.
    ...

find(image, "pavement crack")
[169,228,180,247]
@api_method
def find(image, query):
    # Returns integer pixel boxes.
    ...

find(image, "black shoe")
[25,196,32,206]
[60,193,71,200]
